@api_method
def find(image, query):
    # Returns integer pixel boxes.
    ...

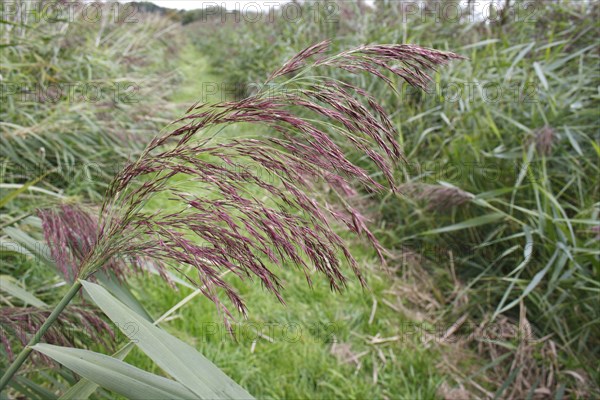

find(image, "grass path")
[169,43,218,107]
[125,43,446,399]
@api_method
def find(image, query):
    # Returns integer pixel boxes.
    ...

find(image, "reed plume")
[40,41,463,322]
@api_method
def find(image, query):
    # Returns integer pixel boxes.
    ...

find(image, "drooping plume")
[39,204,129,282]
[40,41,462,322]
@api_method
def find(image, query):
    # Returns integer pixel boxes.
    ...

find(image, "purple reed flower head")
[38,204,130,282]
[0,306,114,363]
[40,42,462,324]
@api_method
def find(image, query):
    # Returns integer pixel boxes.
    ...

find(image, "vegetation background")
[1,0,598,398]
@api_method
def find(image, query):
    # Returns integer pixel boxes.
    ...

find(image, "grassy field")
[1,1,598,399]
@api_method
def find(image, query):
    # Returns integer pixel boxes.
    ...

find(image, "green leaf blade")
[80,279,253,399]
[32,344,197,400]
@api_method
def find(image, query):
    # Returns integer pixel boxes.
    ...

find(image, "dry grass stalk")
[399,183,474,211]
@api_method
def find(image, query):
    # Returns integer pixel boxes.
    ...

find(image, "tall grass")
[1,2,182,203]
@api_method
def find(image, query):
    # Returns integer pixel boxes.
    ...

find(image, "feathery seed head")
[40,41,462,322]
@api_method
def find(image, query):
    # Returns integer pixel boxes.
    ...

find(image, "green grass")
[127,258,443,399]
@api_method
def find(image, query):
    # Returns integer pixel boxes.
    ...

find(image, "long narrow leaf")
[94,270,153,322]
[60,273,224,399]
[80,279,253,399]
[0,275,47,307]
[422,213,504,235]
[0,172,52,208]
[32,344,196,400]
[58,343,135,400]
